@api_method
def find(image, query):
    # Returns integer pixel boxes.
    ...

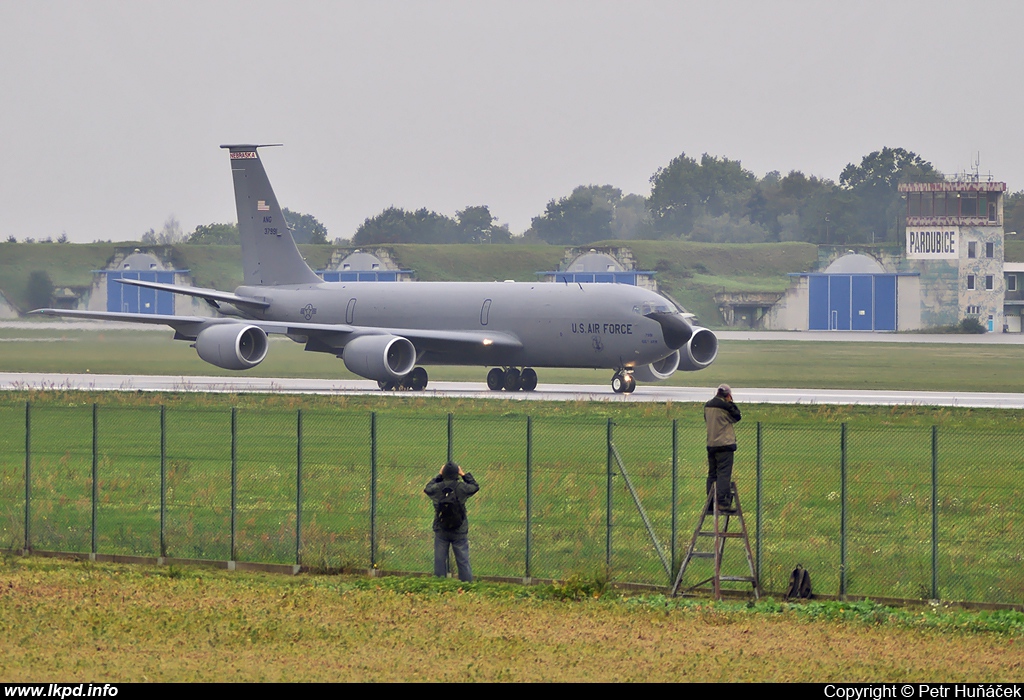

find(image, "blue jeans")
[434,531,473,582]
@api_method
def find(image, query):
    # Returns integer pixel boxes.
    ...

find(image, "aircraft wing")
[30,308,238,340]
[114,278,271,309]
[31,309,522,351]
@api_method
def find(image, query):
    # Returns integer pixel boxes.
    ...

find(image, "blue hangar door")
[106,271,176,314]
[808,274,897,331]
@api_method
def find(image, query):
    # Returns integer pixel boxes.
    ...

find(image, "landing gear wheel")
[611,373,626,394]
[408,367,428,391]
[503,367,522,391]
[377,380,398,391]
[486,368,505,391]
[622,374,636,393]
[520,367,538,392]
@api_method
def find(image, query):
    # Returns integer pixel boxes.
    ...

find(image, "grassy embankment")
[0,556,1022,682]
[0,239,818,325]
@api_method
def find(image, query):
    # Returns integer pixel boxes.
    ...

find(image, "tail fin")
[221,144,322,286]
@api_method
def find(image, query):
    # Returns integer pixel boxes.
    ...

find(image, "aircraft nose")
[645,312,693,350]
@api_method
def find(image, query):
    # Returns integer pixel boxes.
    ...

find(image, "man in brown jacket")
[704,383,741,513]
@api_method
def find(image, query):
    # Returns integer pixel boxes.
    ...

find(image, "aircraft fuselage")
[235,280,679,369]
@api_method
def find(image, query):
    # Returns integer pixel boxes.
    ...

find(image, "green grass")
[1,557,1022,682]
[1,393,1022,606]
[4,326,1024,393]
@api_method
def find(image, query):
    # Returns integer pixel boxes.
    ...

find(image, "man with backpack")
[425,461,480,582]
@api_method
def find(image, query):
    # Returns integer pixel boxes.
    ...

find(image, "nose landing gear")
[486,367,538,392]
[611,370,636,394]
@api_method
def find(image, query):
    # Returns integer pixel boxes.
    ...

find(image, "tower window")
[968,242,977,258]
[986,242,994,258]
[967,275,975,290]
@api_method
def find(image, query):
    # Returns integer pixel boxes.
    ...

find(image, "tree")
[456,205,511,243]
[25,270,54,310]
[188,222,239,245]
[353,207,461,245]
[648,153,756,238]
[839,147,942,243]
[282,208,329,244]
[610,193,654,240]
[1004,191,1024,236]
[142,215,187,245]
[527,185,620,245]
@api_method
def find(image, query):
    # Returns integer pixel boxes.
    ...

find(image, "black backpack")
[785,564,812,601]
[437,486,466,531]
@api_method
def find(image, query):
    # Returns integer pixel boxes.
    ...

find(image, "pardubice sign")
[906,227,959,259]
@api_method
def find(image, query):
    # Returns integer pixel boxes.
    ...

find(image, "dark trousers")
[706,448,735,507]
[433,530,473,582]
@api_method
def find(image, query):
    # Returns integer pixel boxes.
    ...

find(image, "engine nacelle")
[342,334,417,382]
[194,324,269,370]
[633,327,719,381]
[632,350,681,382]
[677,326,719,371]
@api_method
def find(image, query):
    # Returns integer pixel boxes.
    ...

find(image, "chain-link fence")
[1,401,1021,605]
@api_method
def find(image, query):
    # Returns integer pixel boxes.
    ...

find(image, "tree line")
[7,148,1022,247]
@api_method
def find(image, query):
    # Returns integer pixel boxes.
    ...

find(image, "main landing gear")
[611,370,636,394]
[378,366,429,392]
[486,367,538,392]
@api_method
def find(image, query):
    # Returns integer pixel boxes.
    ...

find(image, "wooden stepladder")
[671,481,759,601]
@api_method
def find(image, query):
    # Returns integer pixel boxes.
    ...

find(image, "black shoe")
[716,505,737,515]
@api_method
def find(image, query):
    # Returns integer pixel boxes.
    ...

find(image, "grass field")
[1,557,1021,682]
[1,392,1021,606]
[4,324,1024,393]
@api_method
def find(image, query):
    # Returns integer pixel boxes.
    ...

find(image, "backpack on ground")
[437,486,465,531]
[784,564,812,601]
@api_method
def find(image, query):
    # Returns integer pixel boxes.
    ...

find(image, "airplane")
[34,144,719,393]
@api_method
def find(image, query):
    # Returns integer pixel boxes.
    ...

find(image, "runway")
[3,372,1024,408]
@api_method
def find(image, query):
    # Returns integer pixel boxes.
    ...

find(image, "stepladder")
[671,481,759,601]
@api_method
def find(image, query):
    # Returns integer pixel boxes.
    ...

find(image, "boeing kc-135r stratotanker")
[35,145,718,393]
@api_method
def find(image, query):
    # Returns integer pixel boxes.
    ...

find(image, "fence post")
[24,401,30,553]
[756,421,762,587]
[606,418,613,570]
[160,405,166,558]
[296,409,303,568]
[931,425,939,601]
[370,412,378,570]
[231,407,237,563]
[671,419,678,583]
[840,422,847,600]
[525,416,533,580]
[447,413,453,464]
[92,403,98,557]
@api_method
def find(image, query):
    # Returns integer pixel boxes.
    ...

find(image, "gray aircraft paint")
[35,145,717,387]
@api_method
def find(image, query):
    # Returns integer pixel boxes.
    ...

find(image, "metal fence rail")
[0,402,1021,605]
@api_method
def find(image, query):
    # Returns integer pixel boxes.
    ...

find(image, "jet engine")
[677,326,719,371]
[342,334,417,382]
[194,324,269,370]
[633,327,719,381]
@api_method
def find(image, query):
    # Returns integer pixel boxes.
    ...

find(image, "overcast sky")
[2,1,1022,243]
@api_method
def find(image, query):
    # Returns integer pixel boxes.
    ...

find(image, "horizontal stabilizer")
[115,278,270,309]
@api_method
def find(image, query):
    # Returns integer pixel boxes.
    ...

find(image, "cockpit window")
[641,301,673,315]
